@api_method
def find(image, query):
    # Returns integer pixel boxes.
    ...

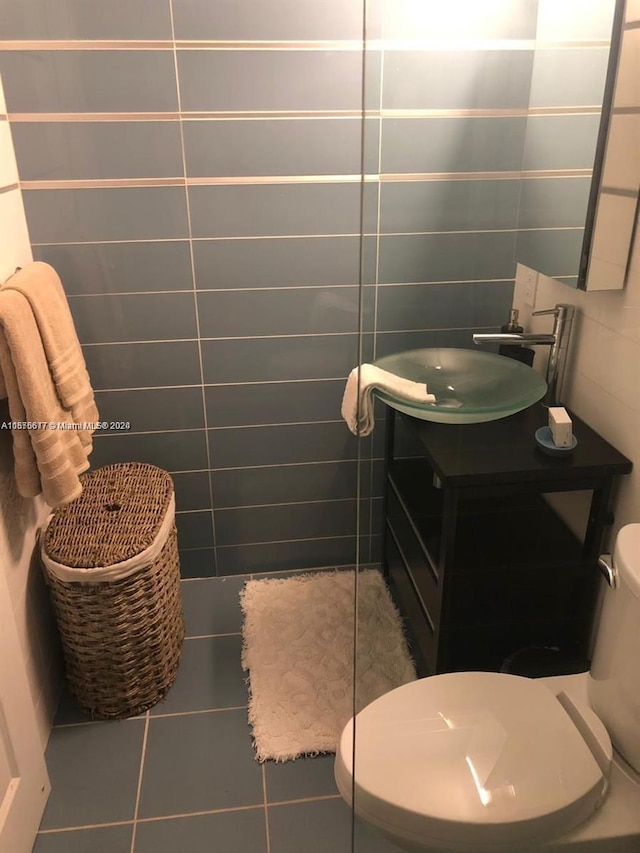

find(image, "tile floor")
[33,573,402,853]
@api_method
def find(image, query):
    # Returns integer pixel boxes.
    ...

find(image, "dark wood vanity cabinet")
[382,404,632,677]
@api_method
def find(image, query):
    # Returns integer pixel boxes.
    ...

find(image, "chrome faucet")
[473,304,575,407]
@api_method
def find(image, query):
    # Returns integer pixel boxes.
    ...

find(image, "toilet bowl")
[335,524,640,852]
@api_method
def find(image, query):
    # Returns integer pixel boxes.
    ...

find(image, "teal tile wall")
[517,178,592,229]
[521,115,602,171]
[0,0,173,39]
[527,48,611,108]
[187,183,367,238]
[32,241,193,294]
[382,50,535,110]
[192,236,362,289]
[0,51,179,113]
[172,0,365,41]
[23,187,189,242]
[177,51,365,113]
[381,116,527,174]
[183,118,367,178]
[12,121,184,180]
[1,0,609,574]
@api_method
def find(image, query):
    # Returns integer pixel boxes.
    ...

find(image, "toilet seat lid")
[340,672,610,850]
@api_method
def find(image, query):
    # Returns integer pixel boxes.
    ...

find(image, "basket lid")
[42,463,174,569]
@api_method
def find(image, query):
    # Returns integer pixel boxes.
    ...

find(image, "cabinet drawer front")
[386,528,437,675]
[387,485,441,628]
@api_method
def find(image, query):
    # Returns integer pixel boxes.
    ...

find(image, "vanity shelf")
[383,403,632,677]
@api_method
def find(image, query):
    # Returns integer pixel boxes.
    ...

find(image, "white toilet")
[335,524,640,852]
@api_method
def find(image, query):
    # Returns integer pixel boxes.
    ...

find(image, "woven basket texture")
[42,463,184,719]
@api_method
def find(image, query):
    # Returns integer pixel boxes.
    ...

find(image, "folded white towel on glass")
[341,364,436,436]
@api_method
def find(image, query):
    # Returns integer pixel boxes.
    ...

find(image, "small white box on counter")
[549,406,573,447]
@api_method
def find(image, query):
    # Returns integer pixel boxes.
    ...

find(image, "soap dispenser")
[498,309,534,366]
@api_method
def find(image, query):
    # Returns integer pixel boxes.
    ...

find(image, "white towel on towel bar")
[341,364,436,436]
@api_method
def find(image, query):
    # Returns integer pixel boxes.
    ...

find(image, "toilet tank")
[588,524,640,772]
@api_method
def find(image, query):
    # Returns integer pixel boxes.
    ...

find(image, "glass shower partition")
[352,2,621,851]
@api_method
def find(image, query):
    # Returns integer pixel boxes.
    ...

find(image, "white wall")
[513,246,639,547]
[0,77,61,749]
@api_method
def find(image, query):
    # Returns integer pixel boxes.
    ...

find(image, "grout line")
[178,501,383,521]
[27,218,577,246]
[216,563,367,580]
[189,563,363,579]
[7,106,602,122]
[165,467,210,474]
[173,457,386,475]
[33,237,188,245]
[205,419,354,430]
[68,276,517,298]
[68,288,199,297]
[149,706,248,720]
[93,377,348,393]
[134,803,264,824]
[92,418,350,439]
[94,383,201,392]
[39,806,263,835]
[32,233,365,245]
[0,37,610,51]
[20,169,593,191]
[38,820,135,834]
[262,765,271,853]
[70,284,361,297]
[180,38,611,51]
[215,534,361,550]
[186,174,365,185]
[207,496,371,512]
[53,714,146,729]
[376,226,582,236]
[22,177,185,190]
[129,713,150,853]
[53,705,248,729]
[79,320,506,348]
[0,38,365,51]
[267,794,342,808]
[160,283,363,292]
[92,419,347,438]
[180,574,251,582]
[38,794,345,836]
[165,5,210,540]
[202,461,386,475]
[0,39,176,50]
[93,426,205,437]
[81,338,199,347]
[202,376,357,386]
[371,46,384,363]
[184,632,241,640]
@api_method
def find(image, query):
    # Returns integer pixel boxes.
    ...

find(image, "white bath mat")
[240,569,416,762]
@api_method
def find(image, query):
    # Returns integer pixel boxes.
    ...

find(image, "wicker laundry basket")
[41,463,184,719]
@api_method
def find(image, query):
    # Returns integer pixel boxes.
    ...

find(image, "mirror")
[514,0,639,291]
[582,2,640,289]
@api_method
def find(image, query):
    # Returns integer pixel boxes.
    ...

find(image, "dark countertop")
[400,404,633,487]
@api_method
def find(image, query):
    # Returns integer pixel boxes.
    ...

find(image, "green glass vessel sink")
[373,347,547,424]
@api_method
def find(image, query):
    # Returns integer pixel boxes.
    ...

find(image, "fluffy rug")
[240,569,416,762]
